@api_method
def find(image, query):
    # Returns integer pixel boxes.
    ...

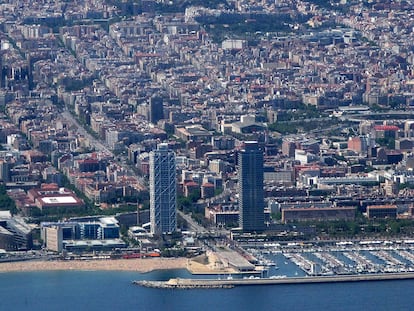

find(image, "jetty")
[134,279,235,289]
[134,272,414,289]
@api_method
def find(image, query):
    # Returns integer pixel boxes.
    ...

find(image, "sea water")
[0,269,412,311]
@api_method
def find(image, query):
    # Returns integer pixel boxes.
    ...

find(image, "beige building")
[44,226,63,252]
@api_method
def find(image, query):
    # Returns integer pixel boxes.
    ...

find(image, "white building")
[295,149,319,164]
[222,39,246,50]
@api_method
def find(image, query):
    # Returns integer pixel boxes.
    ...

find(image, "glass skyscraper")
[149,143,177,234]
[238,141,265,232]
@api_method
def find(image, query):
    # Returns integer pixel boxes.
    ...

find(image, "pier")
[134,272,414,289]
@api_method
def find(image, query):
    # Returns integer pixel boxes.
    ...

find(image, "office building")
[238,141,264,232]
[282,206,356,223]
[149,96,163,124]
[366,204,397,219]
[41,217,121,252]
[0,211,32,250]
[150,143,177,234]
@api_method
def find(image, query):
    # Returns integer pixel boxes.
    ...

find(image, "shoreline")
[0,257,188,273]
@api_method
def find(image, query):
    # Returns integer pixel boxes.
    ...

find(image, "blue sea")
[0,269,412,311]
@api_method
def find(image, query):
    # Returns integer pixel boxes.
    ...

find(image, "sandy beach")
[0,257,188,273]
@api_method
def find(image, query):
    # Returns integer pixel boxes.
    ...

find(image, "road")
[177,210,208,234]
[61,110,111,155]
[60,110,147,189]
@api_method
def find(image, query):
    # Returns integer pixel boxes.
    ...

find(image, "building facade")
[150,143,177,234]
[149,96,163,124]
[366,204,397,219]
[282,207,356,223]
[238,141,264,232]
[41,217,121,252]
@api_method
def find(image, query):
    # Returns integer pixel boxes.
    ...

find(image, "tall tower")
[149,96,164,124]
[238,141,264,232]
[150,143,177,234]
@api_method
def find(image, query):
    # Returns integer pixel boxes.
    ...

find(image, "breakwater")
[134,272,414,289]
[135,279,235,289]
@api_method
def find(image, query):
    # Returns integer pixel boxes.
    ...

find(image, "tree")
[0,184,17,215]
[177,195,192,212]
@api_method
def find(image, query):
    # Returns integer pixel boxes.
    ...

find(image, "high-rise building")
[150,143,177,234]
[0,159,11,182]
[149,96,164,124]
[238,141,264,232]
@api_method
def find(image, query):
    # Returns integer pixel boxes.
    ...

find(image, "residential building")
[282,207,356,223]
[366,204,397,219]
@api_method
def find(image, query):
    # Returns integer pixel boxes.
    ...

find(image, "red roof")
[202,183,214,188]
[374,125,399,131]
[185,181,199,187]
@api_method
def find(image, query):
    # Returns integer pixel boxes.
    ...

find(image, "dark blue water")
[0,269,412,311]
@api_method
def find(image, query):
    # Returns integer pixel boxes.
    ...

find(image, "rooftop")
[41,196,78,205]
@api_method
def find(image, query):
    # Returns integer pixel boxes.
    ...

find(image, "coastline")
[0,257,188,273]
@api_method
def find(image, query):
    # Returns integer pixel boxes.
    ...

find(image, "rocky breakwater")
[134,278,235,289]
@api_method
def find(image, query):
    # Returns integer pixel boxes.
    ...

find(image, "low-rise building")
[41,217,121,252]
[28,184,85,212]
[0,211,32,250]
[282,206,356,223]
[366,204,397,219]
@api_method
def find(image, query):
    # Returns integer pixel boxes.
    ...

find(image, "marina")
[133,239,414,289]
[243,240,414,277]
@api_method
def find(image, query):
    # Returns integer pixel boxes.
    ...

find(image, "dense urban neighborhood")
[0,0,413,273]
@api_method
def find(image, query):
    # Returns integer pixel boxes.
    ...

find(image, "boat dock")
[134,272,414,289]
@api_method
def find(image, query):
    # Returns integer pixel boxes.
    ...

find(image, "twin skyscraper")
[149,143,177,235]
[238,141,265,233]
[149,141,264,235]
